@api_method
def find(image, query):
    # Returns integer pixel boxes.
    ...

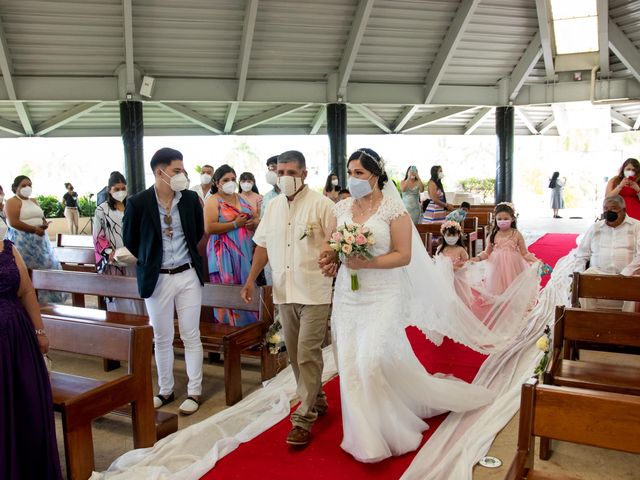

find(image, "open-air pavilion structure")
[0,0,639,197]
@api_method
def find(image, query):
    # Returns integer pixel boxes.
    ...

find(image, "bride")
[323,148,501,463]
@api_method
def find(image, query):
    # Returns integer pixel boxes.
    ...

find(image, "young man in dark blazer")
[123,147,205,415]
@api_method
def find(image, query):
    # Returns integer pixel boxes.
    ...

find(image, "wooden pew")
[56,233,94,248]
[416,218,478,257]
[32,269,277,406]
[54,246,99,307]
[505,378,640,480]
[44,316,156,480]
[540,305,640,460]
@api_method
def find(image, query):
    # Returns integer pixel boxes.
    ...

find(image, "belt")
[159,263,192,275]
[65,206,78,209]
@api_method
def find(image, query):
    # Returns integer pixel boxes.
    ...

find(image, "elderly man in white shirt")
[242,150,334,447]
[574,194,640,309]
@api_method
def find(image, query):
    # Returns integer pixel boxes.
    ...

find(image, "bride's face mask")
[347,160,377,199]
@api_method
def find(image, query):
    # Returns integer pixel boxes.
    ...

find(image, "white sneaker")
[179,396,201,415]
[153,392,175,409]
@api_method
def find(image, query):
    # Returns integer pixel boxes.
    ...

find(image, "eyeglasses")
[163,213,173,238]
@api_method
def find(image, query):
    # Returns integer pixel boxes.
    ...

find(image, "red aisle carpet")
[202,234,578,480]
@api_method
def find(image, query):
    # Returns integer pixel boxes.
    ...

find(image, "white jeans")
[144,267,203,396]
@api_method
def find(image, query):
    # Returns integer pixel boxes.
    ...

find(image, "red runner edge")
[202,233,578,480]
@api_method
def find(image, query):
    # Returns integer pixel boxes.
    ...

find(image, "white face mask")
[624,169,636,178]
[331,179,339,186]
[221,181,236,195]
[277,176,303,197]
[444,235,459,245]
[265,170,278,186]
[111,190,127,202]
[161,170,189,192]
[19,186,32,198]
[240,182,253,192]
[347,176,374,199]
[0,195,4,203]
[200,173,212,184]
[438,171,444,180]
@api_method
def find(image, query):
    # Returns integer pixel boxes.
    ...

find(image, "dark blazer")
[123,186,204,298]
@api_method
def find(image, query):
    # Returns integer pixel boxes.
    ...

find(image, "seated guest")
[191,164,214,204]
[0,238,63,479]
[323,172,341,202]
[574,195,640,310]
[4,176,66,303]
[204,165,258,326]
[445,201,471,224]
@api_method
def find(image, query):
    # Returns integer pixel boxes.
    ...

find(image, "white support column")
[337,0,375,99]
[597,0,609,76]
[122,0,136,95]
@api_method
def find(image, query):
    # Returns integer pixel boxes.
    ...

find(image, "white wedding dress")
[331,196,495,463]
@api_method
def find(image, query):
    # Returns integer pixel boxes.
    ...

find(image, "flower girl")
[436,220,468,270]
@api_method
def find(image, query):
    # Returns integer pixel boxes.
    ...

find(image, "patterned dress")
[0,240,63,479]
[422,181,447,223]
[206,196,258,326]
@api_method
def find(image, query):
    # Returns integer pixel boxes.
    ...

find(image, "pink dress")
[483,231,536,296]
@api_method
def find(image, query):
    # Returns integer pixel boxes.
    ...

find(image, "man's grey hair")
[603,194,626,209]
[278,150,306,169]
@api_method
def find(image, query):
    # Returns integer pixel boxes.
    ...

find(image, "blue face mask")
[347,176,373,199]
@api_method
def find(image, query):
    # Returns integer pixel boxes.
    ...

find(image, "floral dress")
[206,196,258,326]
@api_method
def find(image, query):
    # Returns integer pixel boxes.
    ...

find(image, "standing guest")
[0,185,7,239]
[241,150,335,447]
[401,166,425,224]
[4,176,66,303]
[191,164,214,204]
[123,147,205,415]
[0,239,63,480]
[605,158,640,221]
[338,189,351,201]
[62,182,79,234]
[239,171,263,222]
[261,156,280,219]
[205,165,258,326]
[422,165,453,223]
[549,172,566,218]
[96,171,120,206]
[323,172,341,202]
[93,171,145,315]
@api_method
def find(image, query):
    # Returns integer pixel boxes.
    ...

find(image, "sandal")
[179,396,201,415]
[153,392,175,409]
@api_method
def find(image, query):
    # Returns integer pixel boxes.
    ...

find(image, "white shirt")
[190,184,211,203]
[574,215,640,275]
[253,186,334,305]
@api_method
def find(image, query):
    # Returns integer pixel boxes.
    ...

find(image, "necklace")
[354,192,381,218]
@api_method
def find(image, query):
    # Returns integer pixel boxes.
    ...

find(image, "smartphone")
[411,166,417,173]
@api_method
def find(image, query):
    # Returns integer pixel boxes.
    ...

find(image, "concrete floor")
[49,212,640,479]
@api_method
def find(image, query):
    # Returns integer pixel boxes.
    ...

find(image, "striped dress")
[422,181,447,223]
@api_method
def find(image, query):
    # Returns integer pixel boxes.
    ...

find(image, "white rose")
[536,336,549,351]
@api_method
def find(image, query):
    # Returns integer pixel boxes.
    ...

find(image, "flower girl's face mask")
[495,213,513,230]
[444,235,459,245]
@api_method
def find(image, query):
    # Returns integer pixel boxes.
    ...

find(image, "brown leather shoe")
[286,426,311,446]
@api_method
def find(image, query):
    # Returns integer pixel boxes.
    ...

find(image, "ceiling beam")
[634,114,640,131]
[611,110,634,130]
[534,0,555,79]
[537,114,555,134]
[0,19,32,135]
[424,0,481,105]
[392,105,419,133]
[35,102,104,136]
[337,0,375,98]
[608,18,640,84]
[309,104,326,134]
[224,0,258,132]
[232,103,311,133]
[514,107,539,135]
[122,0,135,94]
[402,106,473,133]
[0,117,24,136]
[597,0,609,76]
[158,103,223,134]
[509,32,543,101]
[349,104,392,133]
[463,107,492,135]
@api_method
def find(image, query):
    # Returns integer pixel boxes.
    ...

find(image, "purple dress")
[0,240,62,479]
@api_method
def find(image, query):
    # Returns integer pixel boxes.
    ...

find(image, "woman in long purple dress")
[0,239,62,479]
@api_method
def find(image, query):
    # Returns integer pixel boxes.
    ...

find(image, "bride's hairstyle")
[348,148,388,189]
[489,202,518,244]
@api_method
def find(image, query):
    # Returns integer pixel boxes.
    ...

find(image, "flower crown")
[496,201,515,213]
[440,220,462,234]
[356,149,386,172]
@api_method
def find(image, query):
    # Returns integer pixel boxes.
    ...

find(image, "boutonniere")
[300,223,316,240]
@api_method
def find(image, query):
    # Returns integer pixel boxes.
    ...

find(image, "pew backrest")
[56,233,94,248]
[555,306,640,349]
[570,272,640,307]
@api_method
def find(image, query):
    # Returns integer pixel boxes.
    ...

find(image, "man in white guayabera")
[241,150,335,447]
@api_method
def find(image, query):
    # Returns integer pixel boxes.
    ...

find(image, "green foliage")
[457,177,495,201]
[77,196,95,217]
[195,165,202,174]
[36,195,63,218]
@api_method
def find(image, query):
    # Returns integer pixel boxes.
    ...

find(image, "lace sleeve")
[333,198,353,223]
[378,196,407,224]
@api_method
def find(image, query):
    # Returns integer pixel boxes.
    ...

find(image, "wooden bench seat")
[33,269,278,406]
[44,316,156,480]
[553,359,640,395]
[505,378,640,480]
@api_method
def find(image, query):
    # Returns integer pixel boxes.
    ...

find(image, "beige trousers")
[64,207,79,234]
[278,303,330,431]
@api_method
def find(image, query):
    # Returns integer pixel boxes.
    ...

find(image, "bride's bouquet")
[329,223,375,291]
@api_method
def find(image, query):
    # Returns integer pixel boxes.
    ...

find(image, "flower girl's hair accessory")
[440,220,462,234]
[495,201,515,213]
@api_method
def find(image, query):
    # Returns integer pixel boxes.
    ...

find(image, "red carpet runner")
[203,233,578,480]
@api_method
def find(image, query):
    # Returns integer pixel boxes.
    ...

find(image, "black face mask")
[604,210,619,222]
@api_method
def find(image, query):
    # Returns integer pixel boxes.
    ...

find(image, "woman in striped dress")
[422,165,453,223]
